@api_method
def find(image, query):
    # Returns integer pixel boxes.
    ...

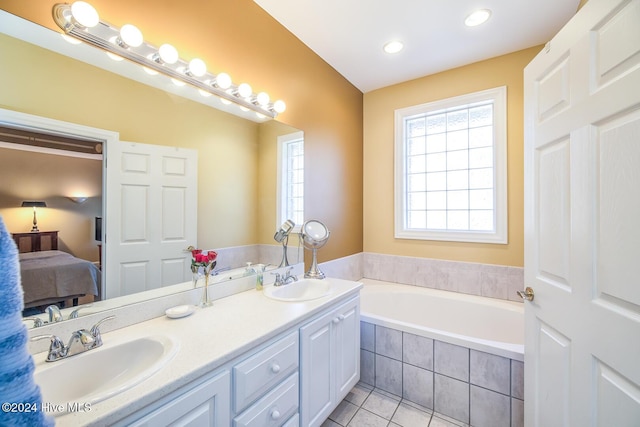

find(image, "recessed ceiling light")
[465,9,492,27]
[383,40,404,54]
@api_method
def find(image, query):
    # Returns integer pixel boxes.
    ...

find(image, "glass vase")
[200,271,212,307]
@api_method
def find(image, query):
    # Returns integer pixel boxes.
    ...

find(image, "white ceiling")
[253,0,581,93]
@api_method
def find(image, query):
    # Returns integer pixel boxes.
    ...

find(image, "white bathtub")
[359,278,524,361]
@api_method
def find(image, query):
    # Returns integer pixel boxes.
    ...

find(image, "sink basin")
[264,278,332,302]
[34,334,178,415]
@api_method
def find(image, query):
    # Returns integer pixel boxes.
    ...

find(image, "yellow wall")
[363,46,542,267]
[0,0,364,263]
[0,33,260,252]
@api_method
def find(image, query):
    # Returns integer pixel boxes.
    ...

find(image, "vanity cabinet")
[122,370,230,427]
[300,296,360,427]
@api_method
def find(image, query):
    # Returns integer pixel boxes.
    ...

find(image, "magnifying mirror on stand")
[301,220,330,279]
[274,219,295,267]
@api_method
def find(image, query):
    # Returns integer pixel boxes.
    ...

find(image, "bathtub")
[359,278,524,361]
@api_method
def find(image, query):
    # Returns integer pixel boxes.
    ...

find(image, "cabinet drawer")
[234,373,299,427]
[234,331,298,412]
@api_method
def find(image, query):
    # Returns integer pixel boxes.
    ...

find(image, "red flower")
[207,251,217,262]
[191,249,202,257]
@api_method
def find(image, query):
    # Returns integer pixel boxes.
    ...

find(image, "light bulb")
[238,83,252,98]
[273,100,286,113]
[158,44,179,64]
[256,92,270,106]
[120,24,143,48]
[465,9,491,27]
[383,40,404,54]
[215,73,232,89]
[71,1,99,28]
[188,58,207,77]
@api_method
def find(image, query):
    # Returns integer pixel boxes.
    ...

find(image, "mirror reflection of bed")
[16,240,100,317]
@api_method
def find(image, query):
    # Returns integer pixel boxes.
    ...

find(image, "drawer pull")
[270,363,281,373]
[270,408,281,420]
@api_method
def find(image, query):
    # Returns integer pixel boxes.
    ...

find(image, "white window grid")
[277,131,304,230]
[394,86,507,244]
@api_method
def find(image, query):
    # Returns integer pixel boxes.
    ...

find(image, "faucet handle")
[31,334,65,362]
[46,305,63,323]
[69,304,93,319]
[24,317,44,328]
[90,315,115,346]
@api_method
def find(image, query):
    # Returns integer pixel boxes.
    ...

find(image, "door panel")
[105,141,197,298]
[524,0,640,425]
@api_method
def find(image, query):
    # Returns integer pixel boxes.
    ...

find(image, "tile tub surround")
[360,322,524,427]
[319,252,524,303]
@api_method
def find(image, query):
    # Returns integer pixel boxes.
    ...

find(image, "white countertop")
[36,278,362,426]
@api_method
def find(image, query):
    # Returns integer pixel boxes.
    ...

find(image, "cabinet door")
[125,370,230,427]
[334,298,360,400]
[300,310,334,427]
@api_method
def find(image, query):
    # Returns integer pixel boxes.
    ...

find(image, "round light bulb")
[465,9,491,27]
[256,92,270,106]
[158,43,179,64]
[215,72,232,89]
[188,58,207,77]
[120,24,143,48]
[273,100,286,114]
[383,40,404,54]
[71,1,99,28]
[238,83,252,98]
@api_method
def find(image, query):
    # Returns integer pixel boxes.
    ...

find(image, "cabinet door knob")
[332,317,340,324]
[270,363,281,373]
[270,409,281,420]
[338,314,345,321]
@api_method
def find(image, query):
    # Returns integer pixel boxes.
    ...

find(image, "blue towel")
[0,216,53,426]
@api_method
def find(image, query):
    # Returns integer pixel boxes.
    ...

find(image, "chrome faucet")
[31,315,115,362]
[272,267,298,287]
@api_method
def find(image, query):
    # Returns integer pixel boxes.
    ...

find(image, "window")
[277,131,304,230]
[394,86,507,244]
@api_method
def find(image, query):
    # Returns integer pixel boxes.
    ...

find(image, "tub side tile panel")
[511,397,524,427]
[361,349,375,386]
[470,385,510,427]
[375,325,402,360]
[448,262,482,296]
[403,363,434,409]
[361,321,375,352]
[434,341,470,382]
[434,373,470,424]
[375,354,403,396]
[511,360,524,399]
[469,350,511,395]
[403,332,434,370]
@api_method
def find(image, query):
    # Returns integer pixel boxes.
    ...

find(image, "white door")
[105,140,197,298]
[523,0,640,425]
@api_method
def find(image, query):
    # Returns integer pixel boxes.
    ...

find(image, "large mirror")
[0,11,303,325]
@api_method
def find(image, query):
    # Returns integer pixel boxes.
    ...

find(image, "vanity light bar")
[52,2,286,118]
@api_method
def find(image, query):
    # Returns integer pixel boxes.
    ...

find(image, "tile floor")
[321,382,469,427]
